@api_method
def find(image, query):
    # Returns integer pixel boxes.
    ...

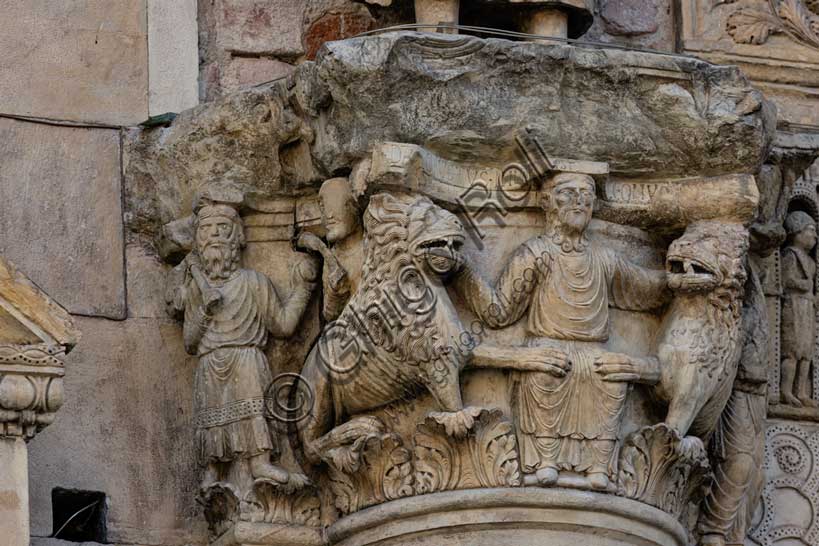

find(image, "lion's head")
[344,192,467,369]
[361,193,466,286]
[666,221,749,298]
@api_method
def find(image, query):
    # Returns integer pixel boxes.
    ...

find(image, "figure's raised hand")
[202,287,222,315]
[295,231,328,255]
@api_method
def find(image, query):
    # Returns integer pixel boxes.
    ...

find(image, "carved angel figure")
[166,192,318,493]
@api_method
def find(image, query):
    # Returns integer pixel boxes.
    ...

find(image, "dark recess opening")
[51,488,107,543]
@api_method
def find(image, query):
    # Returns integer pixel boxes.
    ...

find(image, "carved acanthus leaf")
[328,433,414,515]
[198,483,241,539]
[243,483,321,527]
[618,424,712,519]
[778,0,819,46]
[727,8,783,44]
[414,408,521,494]
[726,0,819,50]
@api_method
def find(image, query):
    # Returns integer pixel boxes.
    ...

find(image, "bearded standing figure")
[455,172,669,491]
[167,194,318,491]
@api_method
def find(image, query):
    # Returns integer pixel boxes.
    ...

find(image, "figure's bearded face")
[548,177,595,234]
[195,214,242,280]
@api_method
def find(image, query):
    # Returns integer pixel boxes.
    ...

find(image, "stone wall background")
[0,1,814,545]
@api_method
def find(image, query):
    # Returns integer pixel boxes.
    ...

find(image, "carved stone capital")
[0,343,65,440]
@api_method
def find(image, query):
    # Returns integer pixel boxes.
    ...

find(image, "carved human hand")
[513,347,572,377]
[324,260,350,293]
[295,231,329,256]
[202,287,223,316]
[593,353,660,384]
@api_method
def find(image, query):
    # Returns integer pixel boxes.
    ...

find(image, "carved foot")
[800,396,819,408]
[249,455,291,485]
[782,392,803,407]
[535,467,559,486]
[254,472,312,496]
[587,472,610,491]
[428,406,482,438]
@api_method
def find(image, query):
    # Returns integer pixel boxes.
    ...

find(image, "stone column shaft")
[0,437,30,546]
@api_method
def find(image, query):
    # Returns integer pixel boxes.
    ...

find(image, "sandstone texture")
[0,119,125,319]
[0,0,149,125]
[1,0,815,543]
[148,0,199,116]
[126,32,775,246]
[306,33,774,176]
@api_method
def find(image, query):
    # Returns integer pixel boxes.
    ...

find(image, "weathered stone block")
[600,0,660,36]
[0,119,125,319]
[215,0,306,57]
[306,32,775,178]
[125,244,169,319]
[0,0,148,125]
[222,56,296,93]
[147,0,199,116]
[127,32,776,241]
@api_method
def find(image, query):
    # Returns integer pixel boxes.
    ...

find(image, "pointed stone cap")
[0,256,80,351]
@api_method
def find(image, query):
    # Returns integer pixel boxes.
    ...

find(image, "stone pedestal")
[0,438,30,546]
[0,256,79,546]
[328,488,687,546]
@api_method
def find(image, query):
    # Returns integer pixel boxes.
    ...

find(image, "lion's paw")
[429,406,483,438]
[676,435,706,460]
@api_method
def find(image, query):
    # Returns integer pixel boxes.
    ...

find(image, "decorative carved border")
[750,422,819,545]
[0,343,65,368]
[724,0,819,51]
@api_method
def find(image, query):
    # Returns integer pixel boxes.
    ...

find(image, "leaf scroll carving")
[617,424,712,520]
[327,433,414,515]
[244,483,321,527]
[414,408,521,494]
[725,0,819,50]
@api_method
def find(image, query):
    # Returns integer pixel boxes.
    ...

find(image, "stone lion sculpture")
[298,192,481,472]
[654,220,750,444]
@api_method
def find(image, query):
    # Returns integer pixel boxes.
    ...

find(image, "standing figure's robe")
[171,267,313,466]
[458,234,668,474]
[781,245,816,361]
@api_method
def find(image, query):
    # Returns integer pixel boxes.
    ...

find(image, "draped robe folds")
[781,246,816,361]
[171,267,313,466]
[457,235,668,475]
